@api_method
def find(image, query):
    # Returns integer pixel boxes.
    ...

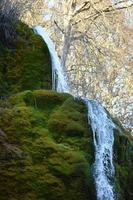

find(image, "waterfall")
[34,26,70,93]
[35,26,116,200]
[84,99,116,200]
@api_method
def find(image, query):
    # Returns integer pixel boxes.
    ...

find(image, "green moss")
[48,97,88,138]
[0,19,52,97]
[32,90,71,110]
[0,90,95,200]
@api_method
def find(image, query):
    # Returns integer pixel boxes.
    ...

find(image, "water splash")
[34,26,116,200]
[34,26,70,93]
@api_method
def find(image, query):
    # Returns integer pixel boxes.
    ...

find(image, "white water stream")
[34,26,70,93]
[84,99,116,200]
[34,26,116,200]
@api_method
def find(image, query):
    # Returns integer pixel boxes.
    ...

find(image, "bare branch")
[72,1,91,16]
[72,0,133,25]
[54,20,65,34]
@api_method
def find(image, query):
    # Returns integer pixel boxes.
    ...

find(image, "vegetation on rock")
[0,13,51,97]
[0,90,95,200]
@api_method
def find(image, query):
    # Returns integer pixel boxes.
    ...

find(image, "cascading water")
[34,26,70,93]
[84,99,116,200]
[35,26,116,200]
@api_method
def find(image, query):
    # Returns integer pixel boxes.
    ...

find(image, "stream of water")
[34,26,70,93]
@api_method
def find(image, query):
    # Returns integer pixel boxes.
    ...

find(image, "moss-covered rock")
[0,90,95,200]
[0,15,51,97]
[48,97,88,138]
[0,93,133,200]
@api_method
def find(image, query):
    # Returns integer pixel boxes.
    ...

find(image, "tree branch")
[72,1,91,17]
[54,20,65,34]
[72,0,133,25]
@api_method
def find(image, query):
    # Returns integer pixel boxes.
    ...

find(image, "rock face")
[0,14,133,200]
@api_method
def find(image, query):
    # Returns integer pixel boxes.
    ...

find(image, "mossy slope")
[0,90,95,200]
